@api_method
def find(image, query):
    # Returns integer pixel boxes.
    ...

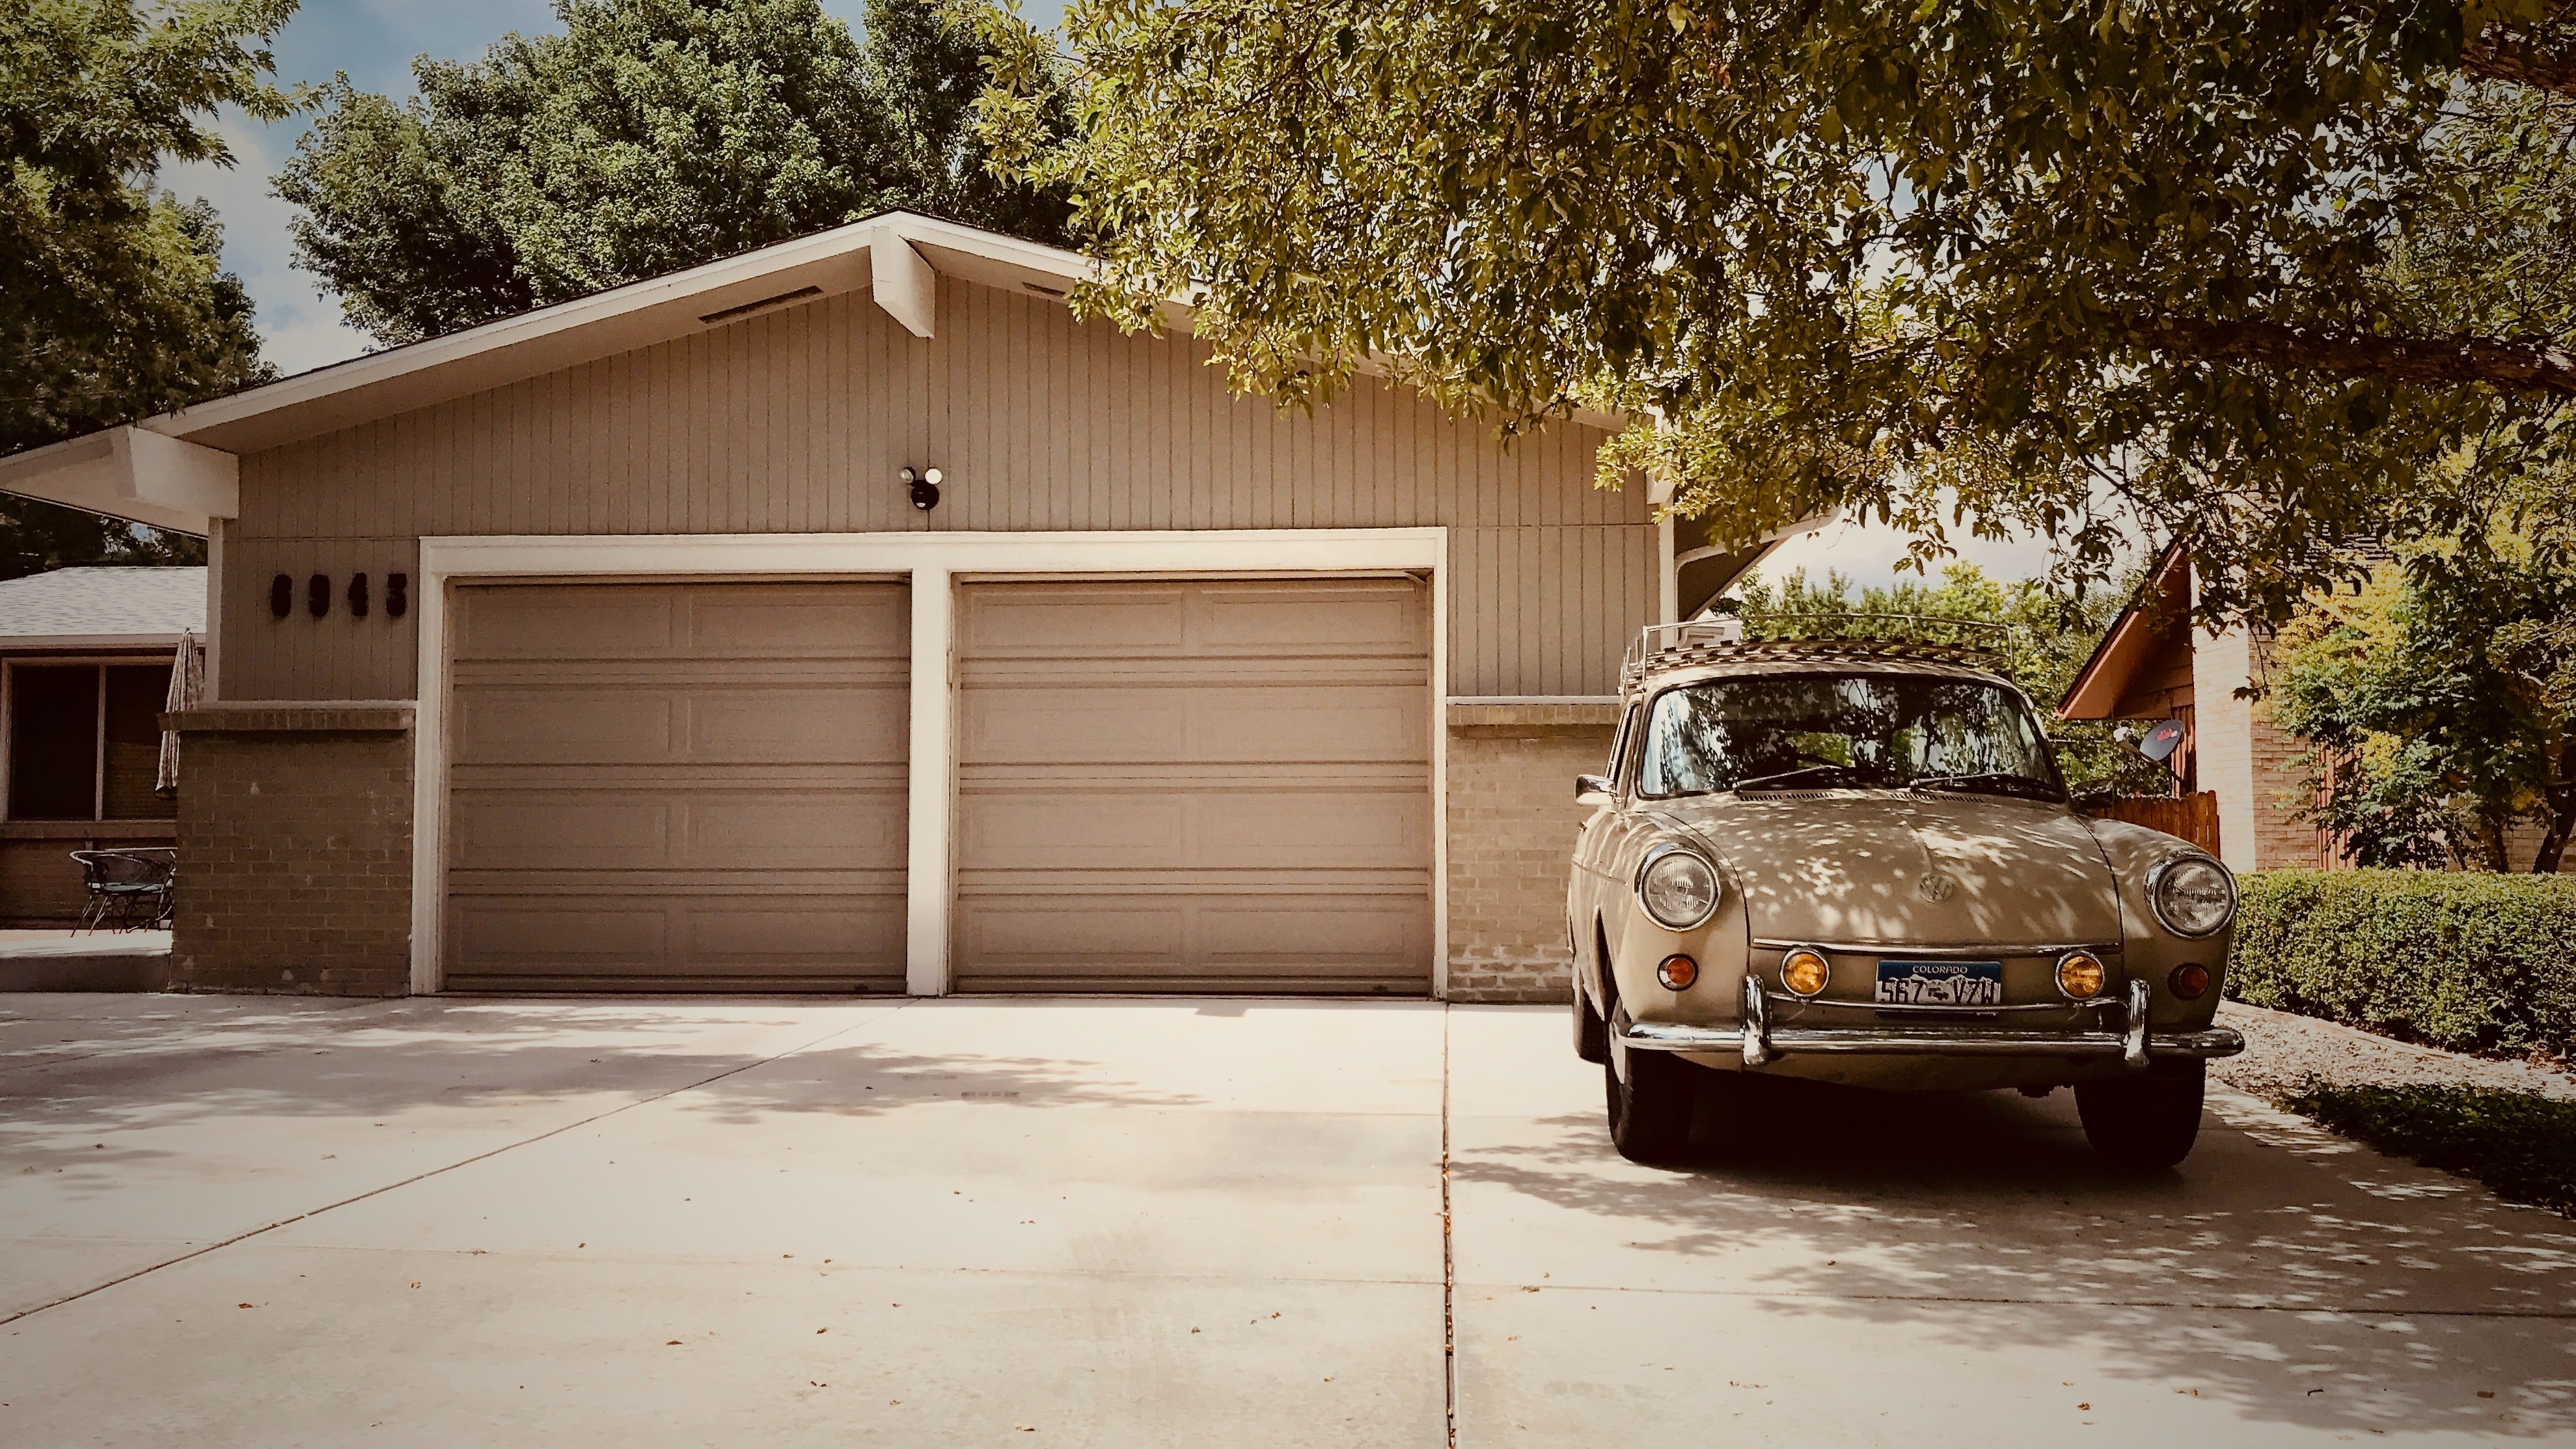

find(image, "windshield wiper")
[1733,764,1878,791]
[1910,771,2062,799]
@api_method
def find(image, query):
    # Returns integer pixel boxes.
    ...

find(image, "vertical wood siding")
[225,280,1654,701]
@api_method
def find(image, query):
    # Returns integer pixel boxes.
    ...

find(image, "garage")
[950,577,1435,995]
[15,215,1660,1002]
[442,580,910,992]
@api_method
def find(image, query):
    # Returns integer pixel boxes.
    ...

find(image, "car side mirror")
[1575,774,1614,805]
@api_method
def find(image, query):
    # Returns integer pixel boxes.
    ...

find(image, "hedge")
[2228,870,2576,1059]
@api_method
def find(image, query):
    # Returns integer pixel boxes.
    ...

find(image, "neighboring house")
[2060,542,2570,874]
[2058,542,2323,872]
[0,212,1795,1002]
[0,567,201,923]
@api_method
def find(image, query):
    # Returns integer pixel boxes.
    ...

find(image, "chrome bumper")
[1619,977,2244,1072]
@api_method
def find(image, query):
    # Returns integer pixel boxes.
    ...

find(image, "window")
[5,663,178,821]
[1636,670,2064,801]
[1606,705,1638,788]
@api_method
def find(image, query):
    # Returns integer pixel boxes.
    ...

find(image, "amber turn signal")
[1656,954,1699,991]
[2055,950,2107,1000]
[2167,963,2211,1000]
[1779,947,1831,998]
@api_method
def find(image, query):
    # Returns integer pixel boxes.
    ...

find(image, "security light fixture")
[902,466,944,511]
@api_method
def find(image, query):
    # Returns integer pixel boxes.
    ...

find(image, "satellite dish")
[2137,718,2187,764]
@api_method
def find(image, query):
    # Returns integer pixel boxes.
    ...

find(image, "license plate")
[1875,959,2003,1006]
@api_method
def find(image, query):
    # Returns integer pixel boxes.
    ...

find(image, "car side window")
[1606,705,1639,789]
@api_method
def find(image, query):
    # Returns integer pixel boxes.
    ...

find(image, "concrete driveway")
[1,997,2569,1446]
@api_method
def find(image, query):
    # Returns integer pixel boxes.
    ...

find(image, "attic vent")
[698,286,822,325]
[1022,281,1067,298]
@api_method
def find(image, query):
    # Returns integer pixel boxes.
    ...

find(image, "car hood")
[1652,792,2123,948]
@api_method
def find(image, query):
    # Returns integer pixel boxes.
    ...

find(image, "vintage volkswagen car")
[1567,622,2243,1168]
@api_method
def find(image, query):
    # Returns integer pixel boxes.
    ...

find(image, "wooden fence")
[2082,792,2221,856]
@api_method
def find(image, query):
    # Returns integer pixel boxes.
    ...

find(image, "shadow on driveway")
[0,997,1212,1191]
[1455,1070,2576,1438]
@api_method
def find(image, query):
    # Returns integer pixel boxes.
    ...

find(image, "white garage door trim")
[413,529,1448,997]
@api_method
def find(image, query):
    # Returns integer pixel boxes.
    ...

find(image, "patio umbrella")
[156,630,202,797]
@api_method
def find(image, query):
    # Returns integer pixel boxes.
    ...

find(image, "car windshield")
[1635,671,2064,799]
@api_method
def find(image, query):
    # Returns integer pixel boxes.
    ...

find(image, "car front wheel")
[1604,1038,1696,1163]
[1572,978,1609,1064]
[2075,1062,2205,1170]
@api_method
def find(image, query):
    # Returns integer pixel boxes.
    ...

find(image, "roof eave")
[2057,540,2190,720]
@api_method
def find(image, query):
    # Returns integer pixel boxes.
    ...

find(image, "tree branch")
[2464,21,2576,98]
[2131,316,2576,396]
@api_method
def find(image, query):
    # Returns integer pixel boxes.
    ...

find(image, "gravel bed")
[2213,1000,2576,1103]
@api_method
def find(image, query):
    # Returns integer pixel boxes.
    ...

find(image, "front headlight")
[2149,855,2236,938]
[1637,846,1721,930]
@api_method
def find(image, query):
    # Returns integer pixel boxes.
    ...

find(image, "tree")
[1,0,292,577]
[279,0,1071,347]
[2270,478,2576,872]
[862,0,1072,241]
[956,0,2576,626]
[1726,562,2172,799]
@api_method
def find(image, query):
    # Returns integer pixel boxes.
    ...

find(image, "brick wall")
[167,705,413,995]
[1444,703,1615,1004]
[2245,686,2320,869]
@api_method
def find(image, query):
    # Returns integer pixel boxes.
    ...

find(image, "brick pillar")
[166,704,415,995]
[1444,702,1616,1004]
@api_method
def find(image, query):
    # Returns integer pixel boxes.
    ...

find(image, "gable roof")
[0,566,205,648]
[2057,540,2190,720]
[0,212,1092,533]
[145,211,1089,457]
[0,210,1632,538]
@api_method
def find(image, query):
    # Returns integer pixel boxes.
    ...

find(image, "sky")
[162,0,894,376]
[159,0,2074,588]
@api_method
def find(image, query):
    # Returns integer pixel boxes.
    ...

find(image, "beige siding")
[223,280,1654,702]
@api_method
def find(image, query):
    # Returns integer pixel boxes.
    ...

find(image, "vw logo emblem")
[1917,872,1959,904]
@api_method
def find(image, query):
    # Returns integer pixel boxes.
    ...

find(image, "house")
[2057,539,2576,874]
[2057,542,2327,871]
[0,212,1785,1001]
[0,566,200,923]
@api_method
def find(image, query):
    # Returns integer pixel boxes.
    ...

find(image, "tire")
[1572,978,1610,1064]
[1605,1038,1697,1163]
[2076,1062,2206,1170]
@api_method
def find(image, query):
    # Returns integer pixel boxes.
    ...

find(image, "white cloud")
[160,111,374,377]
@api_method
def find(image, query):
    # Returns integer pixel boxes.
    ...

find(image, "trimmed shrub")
[2283,1085,2576,1215]
[2228,870,2576,1058]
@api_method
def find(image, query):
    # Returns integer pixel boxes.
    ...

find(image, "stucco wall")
[2191,627,2320,870]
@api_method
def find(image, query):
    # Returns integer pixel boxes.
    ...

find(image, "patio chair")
[69,848,176,933]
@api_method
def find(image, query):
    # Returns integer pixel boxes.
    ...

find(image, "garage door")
[444,581,909,991]
[953,577,1434,994]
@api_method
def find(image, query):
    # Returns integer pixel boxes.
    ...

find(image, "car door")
[1569,701,1640,983]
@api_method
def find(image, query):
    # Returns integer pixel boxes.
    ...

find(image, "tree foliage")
[2270,471,2576,872]
[957,0,2576,626]
[279,0,1071,346]
[1,0,291,576]
[1726,562,2171,799]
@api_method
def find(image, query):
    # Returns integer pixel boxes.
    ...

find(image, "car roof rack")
[1621,619,2012,693]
